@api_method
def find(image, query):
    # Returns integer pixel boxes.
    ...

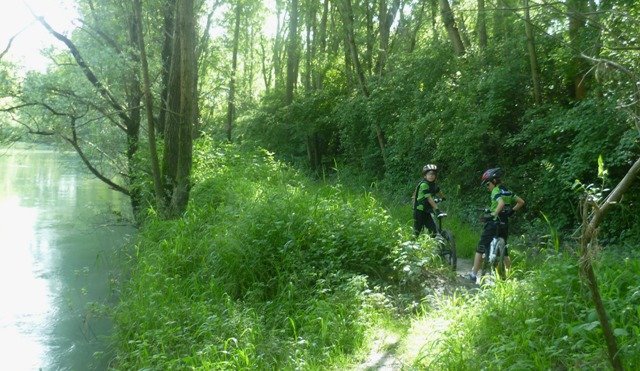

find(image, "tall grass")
[111,140,434,369]
[409,249,640,369]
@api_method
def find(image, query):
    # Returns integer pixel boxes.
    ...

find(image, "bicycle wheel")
[440,230,457,270]
[494,238,506,279]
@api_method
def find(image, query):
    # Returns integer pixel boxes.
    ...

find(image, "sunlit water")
[0,144,135,370]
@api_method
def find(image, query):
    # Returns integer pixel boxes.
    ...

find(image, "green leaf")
[598,154,604,178]
[614,328,629,337]
[583,321,600,331]
[597,154,608,180]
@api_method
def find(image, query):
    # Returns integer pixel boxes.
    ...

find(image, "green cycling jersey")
[490,185,517,216]
[414,180,439,212]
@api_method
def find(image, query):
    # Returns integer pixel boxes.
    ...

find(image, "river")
[0,144,135,370]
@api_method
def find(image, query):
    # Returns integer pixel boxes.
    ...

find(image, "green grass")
[399,249,640,369]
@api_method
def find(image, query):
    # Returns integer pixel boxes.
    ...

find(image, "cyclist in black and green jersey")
[412,164,445,237]
[467,168,525,282]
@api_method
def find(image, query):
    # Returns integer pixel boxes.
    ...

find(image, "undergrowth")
[408,249,640,369]
[111,139,639,370]
[111,139,443,369]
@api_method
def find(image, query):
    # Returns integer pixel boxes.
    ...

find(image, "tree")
[134,0,163,211]
[476,0,487,49]
[158,0,197,217]
[285,0,300,104]
[567,0,590,99]
[226,1,243,141]
[32,8,145,213]
[439,0,465,56]
[577,54,640,371]
[4,0,201,220]
[524,0,541,103]
[376,0,401,76]
[272,0,287,89]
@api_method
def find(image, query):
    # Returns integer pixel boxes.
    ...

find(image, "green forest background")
[1,0,639,369]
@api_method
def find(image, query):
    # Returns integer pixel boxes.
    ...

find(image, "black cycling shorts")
[414,210,437,237]
[476,219,509,255]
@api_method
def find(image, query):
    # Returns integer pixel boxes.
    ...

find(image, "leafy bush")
[508,99,638,232]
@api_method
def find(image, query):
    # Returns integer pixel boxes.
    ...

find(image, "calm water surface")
[0,144,135,370]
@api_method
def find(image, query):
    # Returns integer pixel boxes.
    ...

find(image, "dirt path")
[456,257,473,277]
[355,258,476,370]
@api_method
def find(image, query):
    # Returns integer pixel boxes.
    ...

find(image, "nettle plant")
[391,237,441,291]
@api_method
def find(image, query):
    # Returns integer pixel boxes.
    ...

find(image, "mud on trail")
[354,258,477,370]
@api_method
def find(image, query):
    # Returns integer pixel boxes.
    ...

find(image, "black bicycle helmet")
[422,164,438,175]
[481,167,503,185]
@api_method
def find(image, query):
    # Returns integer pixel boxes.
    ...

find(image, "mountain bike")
[432,198,457,270]
[478,209,508,283]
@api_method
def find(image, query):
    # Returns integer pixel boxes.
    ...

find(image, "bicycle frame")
[429,206,457,270]
[482,220,507,281]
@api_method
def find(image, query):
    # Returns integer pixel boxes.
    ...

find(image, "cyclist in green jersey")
[412,164,445,237]
[467,168,525,282]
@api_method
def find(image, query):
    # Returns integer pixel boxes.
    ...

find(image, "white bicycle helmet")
[422,164,438,175]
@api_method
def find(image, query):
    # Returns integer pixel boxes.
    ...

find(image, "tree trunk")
[304,0,316,92]
[524,0,541,104]
[306,133,322,171]
[133,0,164,213]
[162,0,196,218]
[259,37,272,93]
[126,6,144,216]
[493,0,507,40]
[376,0,400,76]
[408,1,426,53]
[244,17,256,104]
[273,0,285,89]
[364,1,374,76]
[158,0,177,138]
[227,2,242,142]
[314,0,329,89]
[477,0,487,49]
[438,0,465,56]
[458,13,472,50]
[340,0,369,96]
[342,32,354,88]
[568,0,589,100]
[171,0,196,216]
[285,0,299,104]
[430,0,439,42]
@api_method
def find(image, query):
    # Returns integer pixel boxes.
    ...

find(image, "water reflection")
[0,197,49,369]
[0,145,135,370]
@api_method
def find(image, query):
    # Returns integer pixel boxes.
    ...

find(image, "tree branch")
[0,33,18,60]
[62,118,130,196]
[34,15,132,126]
[591,156,640,229]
